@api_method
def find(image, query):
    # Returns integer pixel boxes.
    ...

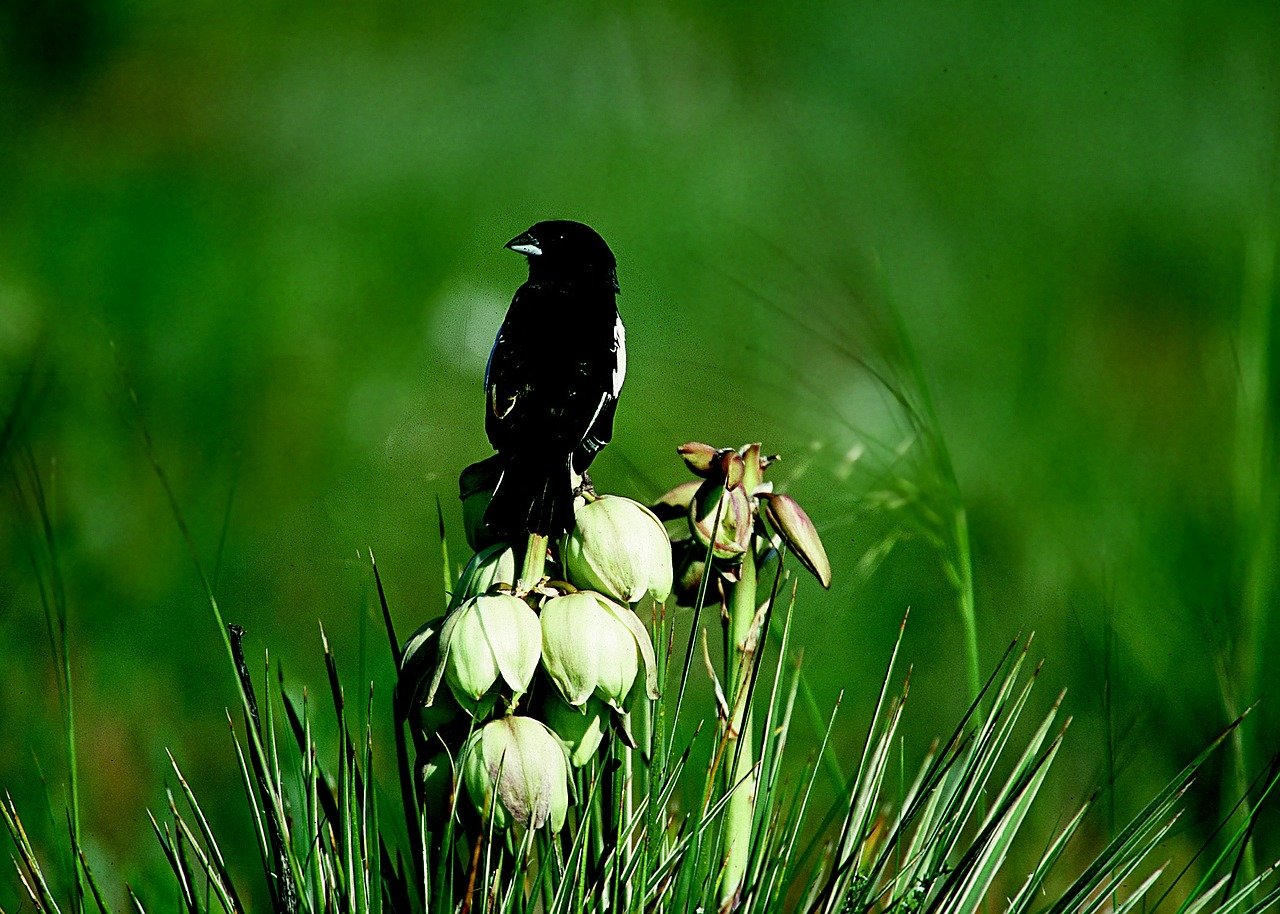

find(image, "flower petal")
[540,593,605,706]
[477,594,541,695]
[601,595,660,701]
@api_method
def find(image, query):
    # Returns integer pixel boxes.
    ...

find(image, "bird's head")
[505,220,620,293]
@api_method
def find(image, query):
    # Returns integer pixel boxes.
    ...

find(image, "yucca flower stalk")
[656,440,831,907]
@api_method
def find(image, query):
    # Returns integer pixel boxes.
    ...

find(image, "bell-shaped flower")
[437,593,541,712]
[561,495,673,604]
[451,543,517,607]
[460,716,570,831]
[540,591,659,711]
[762,493,832,589]
[545,694,608,767]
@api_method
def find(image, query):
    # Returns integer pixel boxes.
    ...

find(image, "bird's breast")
[505,285,619,348]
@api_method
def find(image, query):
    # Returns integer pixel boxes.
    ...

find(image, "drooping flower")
[540,591,659,711]
[438,593,541,711]
[460,716,570,831]
[561,495,673,604]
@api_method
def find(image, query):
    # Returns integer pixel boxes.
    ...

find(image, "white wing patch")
[584,391,609,438]
[612,316,627,398]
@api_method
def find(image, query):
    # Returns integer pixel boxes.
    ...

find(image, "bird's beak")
[505,231,542,257]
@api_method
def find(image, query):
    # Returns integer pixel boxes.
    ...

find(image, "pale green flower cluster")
[397,485,672,834]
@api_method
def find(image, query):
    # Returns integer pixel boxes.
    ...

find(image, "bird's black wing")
[485,286,620,455]
[483,321,528,448]
[483,284,622,535]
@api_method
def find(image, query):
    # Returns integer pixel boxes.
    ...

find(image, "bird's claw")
[513,577,558,600]
[575,472,599,502]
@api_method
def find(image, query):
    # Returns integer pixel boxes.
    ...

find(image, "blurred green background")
[2,0,1278,905]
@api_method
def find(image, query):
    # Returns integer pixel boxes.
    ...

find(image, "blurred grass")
[1,0,1278,906]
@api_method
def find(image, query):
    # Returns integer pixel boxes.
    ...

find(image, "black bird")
[482,220,626,538]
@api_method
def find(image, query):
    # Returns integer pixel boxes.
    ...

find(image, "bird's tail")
[483,456,576,539]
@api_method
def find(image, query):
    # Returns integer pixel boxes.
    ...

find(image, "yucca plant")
[4,425,1279,914]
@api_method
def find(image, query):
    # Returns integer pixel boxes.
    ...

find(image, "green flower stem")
[620,717,634,910]
[518,533,549,593]
[721,544,758,909]
[589,759,606,873]
[954,507,981,703]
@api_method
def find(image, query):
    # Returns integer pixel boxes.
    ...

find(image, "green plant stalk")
[539,835,555,913]
[518,533,549,593]
[640,627,661,914]
[721,544,758,909]
[436,496,452,603]
[590,760,606,877]
[62,643,84,914]
[30,459,85,914]
[620,721,634,911]
[954,507,981,704]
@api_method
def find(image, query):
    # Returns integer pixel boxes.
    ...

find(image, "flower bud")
[460,716,570,831]
[651,480,701,522]
[689,479,753,559]
[762,493,832,589]
[439,593,541,710]
[677,441,721,477]
[397,618,466,748]
[540,591,659,711]
[719,449,746,490]
[545,694,608,767]
[452,543,517,605]
[562,495,673,604]
[738,442,769,495]
[671,540,711,608]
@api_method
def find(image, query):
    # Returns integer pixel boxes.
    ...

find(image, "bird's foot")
[574,472,599,502]
[513,576,562,600]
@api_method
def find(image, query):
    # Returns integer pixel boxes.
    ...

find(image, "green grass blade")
[1,793,64,914]
[1111,865,1170,914]
[1045,712,1245,914]
[1004,799,1093,914]
[938,727,1066,913]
